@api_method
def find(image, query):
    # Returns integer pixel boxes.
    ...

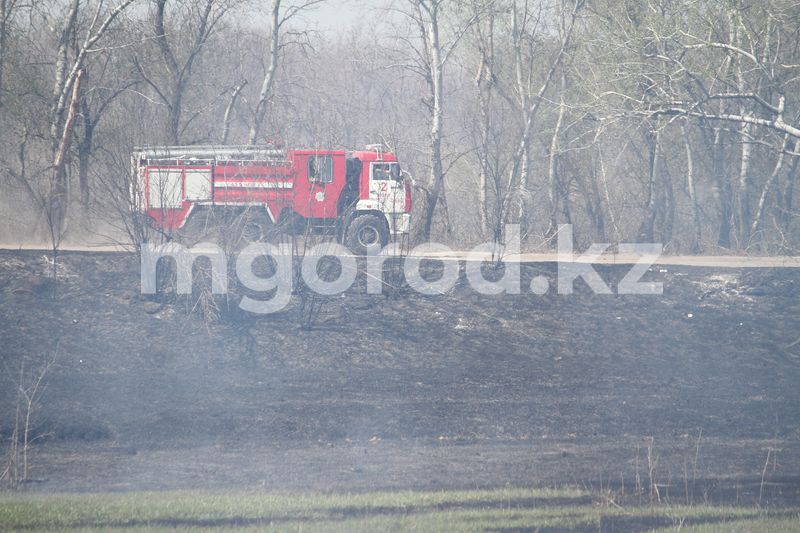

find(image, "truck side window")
[372,163,401,181]
[308,155,333,184]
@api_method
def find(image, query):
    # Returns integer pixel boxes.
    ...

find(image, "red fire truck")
[132,144,410,253]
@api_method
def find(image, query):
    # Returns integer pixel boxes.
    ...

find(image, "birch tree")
[503,0,582,238]
[247,0,325,145]
[48,0,137,235]
[396,0,480,239]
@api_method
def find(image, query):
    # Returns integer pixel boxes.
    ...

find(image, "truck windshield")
[372,163,401,181]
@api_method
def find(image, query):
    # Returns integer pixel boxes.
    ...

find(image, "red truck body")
[132,145,410,250]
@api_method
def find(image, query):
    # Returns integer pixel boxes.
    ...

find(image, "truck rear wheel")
[345,214,388,255]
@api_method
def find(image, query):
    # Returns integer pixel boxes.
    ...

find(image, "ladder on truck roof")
[133,145,287,164]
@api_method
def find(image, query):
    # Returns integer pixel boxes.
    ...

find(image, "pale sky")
[287,0,393,35]
[309,0,360,30]
[243,1,403,40]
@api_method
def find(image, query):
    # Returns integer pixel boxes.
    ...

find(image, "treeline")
[1,0,799,253]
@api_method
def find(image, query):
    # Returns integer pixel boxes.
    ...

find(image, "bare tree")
[135,0,230,144]
[506,0,582,238]
[75,52,138,212]
[2,351,56,488]
[0,0,24,107]
[615,1,800,248]
[467,0,582,246]
[46,0,137,234]
[470,0,495,236]
[247,0,325,145]
[248,0,281,145]
[396,0,480,240]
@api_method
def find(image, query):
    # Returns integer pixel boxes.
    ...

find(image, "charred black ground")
[1,250,799,505]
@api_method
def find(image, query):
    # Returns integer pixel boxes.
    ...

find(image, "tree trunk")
[424,122,445,240]
[712,126,732,248]
[589,167,606,242]
[637,128,660,242]
[518,154,529,230]
[734,25,752,244]
[0,0,8,107]
[660,149,675,246]
[778,145,799,243]
[50,69,83,237]
[474,53,491,235]
[472,2,494,237]
[546,69,566,242]
[222,81,246,143]
[736,121,753,244]
[682,123,702,252]
[50,0,80,154]
[167,85,182,145]
[575,163,605,243]
[77,115,94,212]
[422,2,445,240]
[750,135,789,241]
[248,0,280,145]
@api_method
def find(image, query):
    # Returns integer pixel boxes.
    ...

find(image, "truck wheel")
[230,207,270,247]
[345,214,388,255]
[240,220,264,243]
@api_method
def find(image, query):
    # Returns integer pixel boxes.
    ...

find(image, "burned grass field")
[0,249,799,509]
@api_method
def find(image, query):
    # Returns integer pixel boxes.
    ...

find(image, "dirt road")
[2,240,799,268]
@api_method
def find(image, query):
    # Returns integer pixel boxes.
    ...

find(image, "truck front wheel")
[345,214,388,255]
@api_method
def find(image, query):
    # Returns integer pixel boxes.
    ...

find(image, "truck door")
[369,162,405,214]
[302,153,345,219]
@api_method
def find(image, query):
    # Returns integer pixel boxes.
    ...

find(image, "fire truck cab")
[132,144,411,253]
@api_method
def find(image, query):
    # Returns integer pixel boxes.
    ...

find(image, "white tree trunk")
[546,69,566,239]
[751,135,791,238]
[248,0,281,145]
[682,123,702,251]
